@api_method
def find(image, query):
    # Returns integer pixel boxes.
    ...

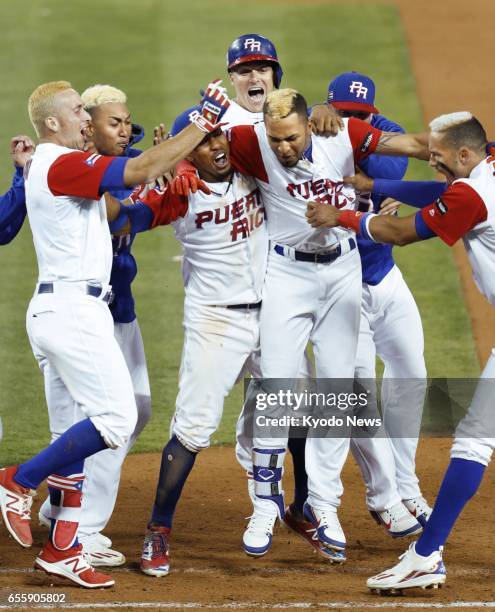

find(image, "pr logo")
[244,38,261,52]
[349,81,368,99]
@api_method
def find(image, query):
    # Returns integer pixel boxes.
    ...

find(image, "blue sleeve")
[0,167,27,245]
[415,211,436,240]
[108,200,154,235]
[373,179,448,208]
[99,157,128,195]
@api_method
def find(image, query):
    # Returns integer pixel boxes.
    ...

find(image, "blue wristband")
[359,212,374,241]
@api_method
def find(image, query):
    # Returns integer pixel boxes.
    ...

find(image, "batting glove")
[193,79,230,134]
[170,173,212,196]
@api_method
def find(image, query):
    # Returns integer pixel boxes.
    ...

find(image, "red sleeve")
[139,185,188,228]
[347,118,382,163]
[47,151,115,199]
[420,182,487,246]
[228,125,269,182]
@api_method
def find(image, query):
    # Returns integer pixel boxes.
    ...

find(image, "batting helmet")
[227,34,283,88]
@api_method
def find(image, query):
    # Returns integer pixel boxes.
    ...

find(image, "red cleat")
[0,466,34,548]
[140,525,170,577]
[34,541,115,588]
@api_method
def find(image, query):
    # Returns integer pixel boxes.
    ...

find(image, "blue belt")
[274,238,356,264]
[38,282,114,304]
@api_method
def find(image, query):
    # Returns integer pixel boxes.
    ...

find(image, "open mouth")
[213,152,229,169]
[248,86,265,103]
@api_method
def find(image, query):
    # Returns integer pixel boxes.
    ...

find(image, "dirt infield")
[1,1,495,609]
[1,441,494,609]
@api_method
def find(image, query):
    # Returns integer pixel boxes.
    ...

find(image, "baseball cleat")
[34,541,115,588]
[0,466,35,548]
[283,504,346,563]
[367,542,446,594]
[243,506,278,557]
[140,525,170,577]
[303,502,346,553]
[403,496,432,528]
[80,533,126,567]
[370,502,423,538]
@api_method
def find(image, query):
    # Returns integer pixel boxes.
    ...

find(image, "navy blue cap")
[327,71,379,114]
[170,105,202,137]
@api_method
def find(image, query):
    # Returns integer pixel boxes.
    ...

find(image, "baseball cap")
[170,105,202,137]
[327,71,379,114]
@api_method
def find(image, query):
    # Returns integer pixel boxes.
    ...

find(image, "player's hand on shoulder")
[10,135,35,168]
[306,200,339,228]
[310,104,344,137]
[379,197,400,216]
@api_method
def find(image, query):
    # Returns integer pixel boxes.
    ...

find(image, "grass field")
[0,0,479,464]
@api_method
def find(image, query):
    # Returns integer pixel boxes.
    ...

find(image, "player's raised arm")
[123,80,230,186]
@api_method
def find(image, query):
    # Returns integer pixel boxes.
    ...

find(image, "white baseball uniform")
[418,156,495,464]
[140,171,267,452]
[227,119,382,507]
[24,143,137,483]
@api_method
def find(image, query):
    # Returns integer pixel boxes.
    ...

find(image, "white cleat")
[79,533,125,567]
[303,502,346,552]
[370,502,423,538]
[403,496,432,528]
[367,543,446,594]
[243,505,278,557]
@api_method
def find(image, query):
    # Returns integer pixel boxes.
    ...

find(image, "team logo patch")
[257,468,275,481]
[244,38,261,52]
[349,81,368,99]
[360,132,373,153]
[435,198,448,215]
[84,153,101,167]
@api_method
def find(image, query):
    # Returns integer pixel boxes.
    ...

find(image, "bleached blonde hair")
[429,112,473,132]
[28,80,73,137]
[429,111,486,150]
[264,88,307,121]
[81,84,127,113]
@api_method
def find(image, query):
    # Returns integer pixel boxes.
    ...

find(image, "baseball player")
[120,105,268,577]
[208,87,429,559]
[37,84,152,567]
[0,79,229,588]
[0,135,35,444]
[306,111,493,593]
[177,36,343,561]
[284,72,429,546]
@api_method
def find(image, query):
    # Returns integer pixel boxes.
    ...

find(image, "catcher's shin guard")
[47,473,85,550]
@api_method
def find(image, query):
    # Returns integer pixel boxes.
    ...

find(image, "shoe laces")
[17,491,34,521]
[246,511,276,536]
[314,506,338,529]
[143,531,168,561]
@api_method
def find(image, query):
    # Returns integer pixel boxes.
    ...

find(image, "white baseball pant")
[27,284,137,450]
[352,265,427,507]
[451,346,495,465]
[171,300,260,453]
[255,245,362,508]
[39,317,151,538]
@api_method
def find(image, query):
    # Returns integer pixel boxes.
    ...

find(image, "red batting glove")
[193,79,230,134]
[170,173,212,196]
